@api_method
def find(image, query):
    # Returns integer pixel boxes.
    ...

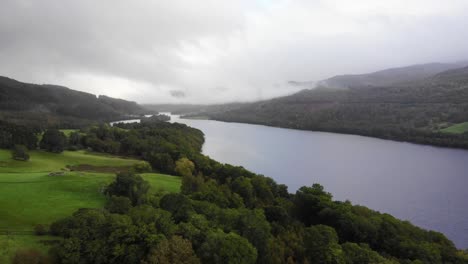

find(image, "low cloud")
[1,0,468,103]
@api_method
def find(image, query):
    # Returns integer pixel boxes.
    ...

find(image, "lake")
[115,114,468,248]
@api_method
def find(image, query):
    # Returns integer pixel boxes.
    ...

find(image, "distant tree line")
[199,72,468,149]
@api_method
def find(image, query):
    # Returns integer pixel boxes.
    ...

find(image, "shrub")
[11,145,30,161]
[132,161,152,173]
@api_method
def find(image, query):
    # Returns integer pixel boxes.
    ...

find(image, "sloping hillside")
[199,65,468,148]
[0,76,147,127]
[317,62,468,89]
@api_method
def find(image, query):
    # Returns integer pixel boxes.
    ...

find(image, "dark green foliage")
[106,172,150,205]
[198,230,258,264]
[160,193,194,223]
[68,131,82,149]
[80,121,204,174]
[141,114,171,123]
[50,209,155,264]
[132,161,152,173]
[148,153,175,174]
[11,144,29,161]
[47,122,468,264]
[40,129,66,153]
[303,225,345,264]
[342,243,395,264]
[105,195,132,214]
[142,236,200,264]
[128,206,176,237]
[0,120,37,149]
[293,184,334,226]
[0,76,147,128]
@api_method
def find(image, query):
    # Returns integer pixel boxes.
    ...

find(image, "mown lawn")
[0,172,111,229]
[441,122,468,134]
[0,149,139,173]
[0,149,181,263]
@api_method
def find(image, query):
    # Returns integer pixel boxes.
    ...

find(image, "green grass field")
[59,129,78,137]
[0,150,139,173]
[0,149,181,263]
[441,122,468,134]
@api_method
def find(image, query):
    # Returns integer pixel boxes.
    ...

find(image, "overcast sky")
[1,0,468,103]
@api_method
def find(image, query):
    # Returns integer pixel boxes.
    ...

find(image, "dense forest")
[184,65,468,149]
[0,76,148,129]
[8,118,468,263]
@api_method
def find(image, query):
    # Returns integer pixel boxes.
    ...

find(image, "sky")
[1,0,468,104]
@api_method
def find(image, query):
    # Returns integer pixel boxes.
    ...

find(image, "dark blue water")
[168,115,468,249]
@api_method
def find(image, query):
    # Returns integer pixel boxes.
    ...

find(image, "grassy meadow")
[441,122,468,134]
[0,149,181,263]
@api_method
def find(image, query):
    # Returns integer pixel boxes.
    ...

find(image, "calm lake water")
[115,114,468,248]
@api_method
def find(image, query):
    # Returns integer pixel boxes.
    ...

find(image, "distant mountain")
[0,76,147,128]
[317,62,468,89]
[197,63,468,149]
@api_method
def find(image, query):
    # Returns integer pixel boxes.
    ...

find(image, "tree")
[303,225,345,264]
[342,243,395,264]
[198,230,258,264]
[132,161,152,173]
[68,131,82,149]
[148,152,175,174]
[181,172,205,194]
[142,236,200,264]
[40,129,66,153]
[175,157,195,177]
[230,177,255,207]
[106,172,150,205]
[293,184,333,226]
[160,193,194,223]
[11,145,29,161]
[105,195,132,214]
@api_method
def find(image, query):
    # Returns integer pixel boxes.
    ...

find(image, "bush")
[132,161,152,173]
[11,145,30,161]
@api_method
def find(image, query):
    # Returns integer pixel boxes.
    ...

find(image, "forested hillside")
[0,76,147,128]
[194,65,468,149]
[317,62,468,89]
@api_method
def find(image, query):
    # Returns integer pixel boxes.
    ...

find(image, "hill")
[194,64,468,149]
[317,62,468,89]
[0,76,147,128]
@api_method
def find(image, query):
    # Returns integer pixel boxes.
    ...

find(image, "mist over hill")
[316,62,468,89]
[177,63,468,149]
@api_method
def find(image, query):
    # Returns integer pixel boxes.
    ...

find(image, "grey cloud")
[1,0,468,103]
